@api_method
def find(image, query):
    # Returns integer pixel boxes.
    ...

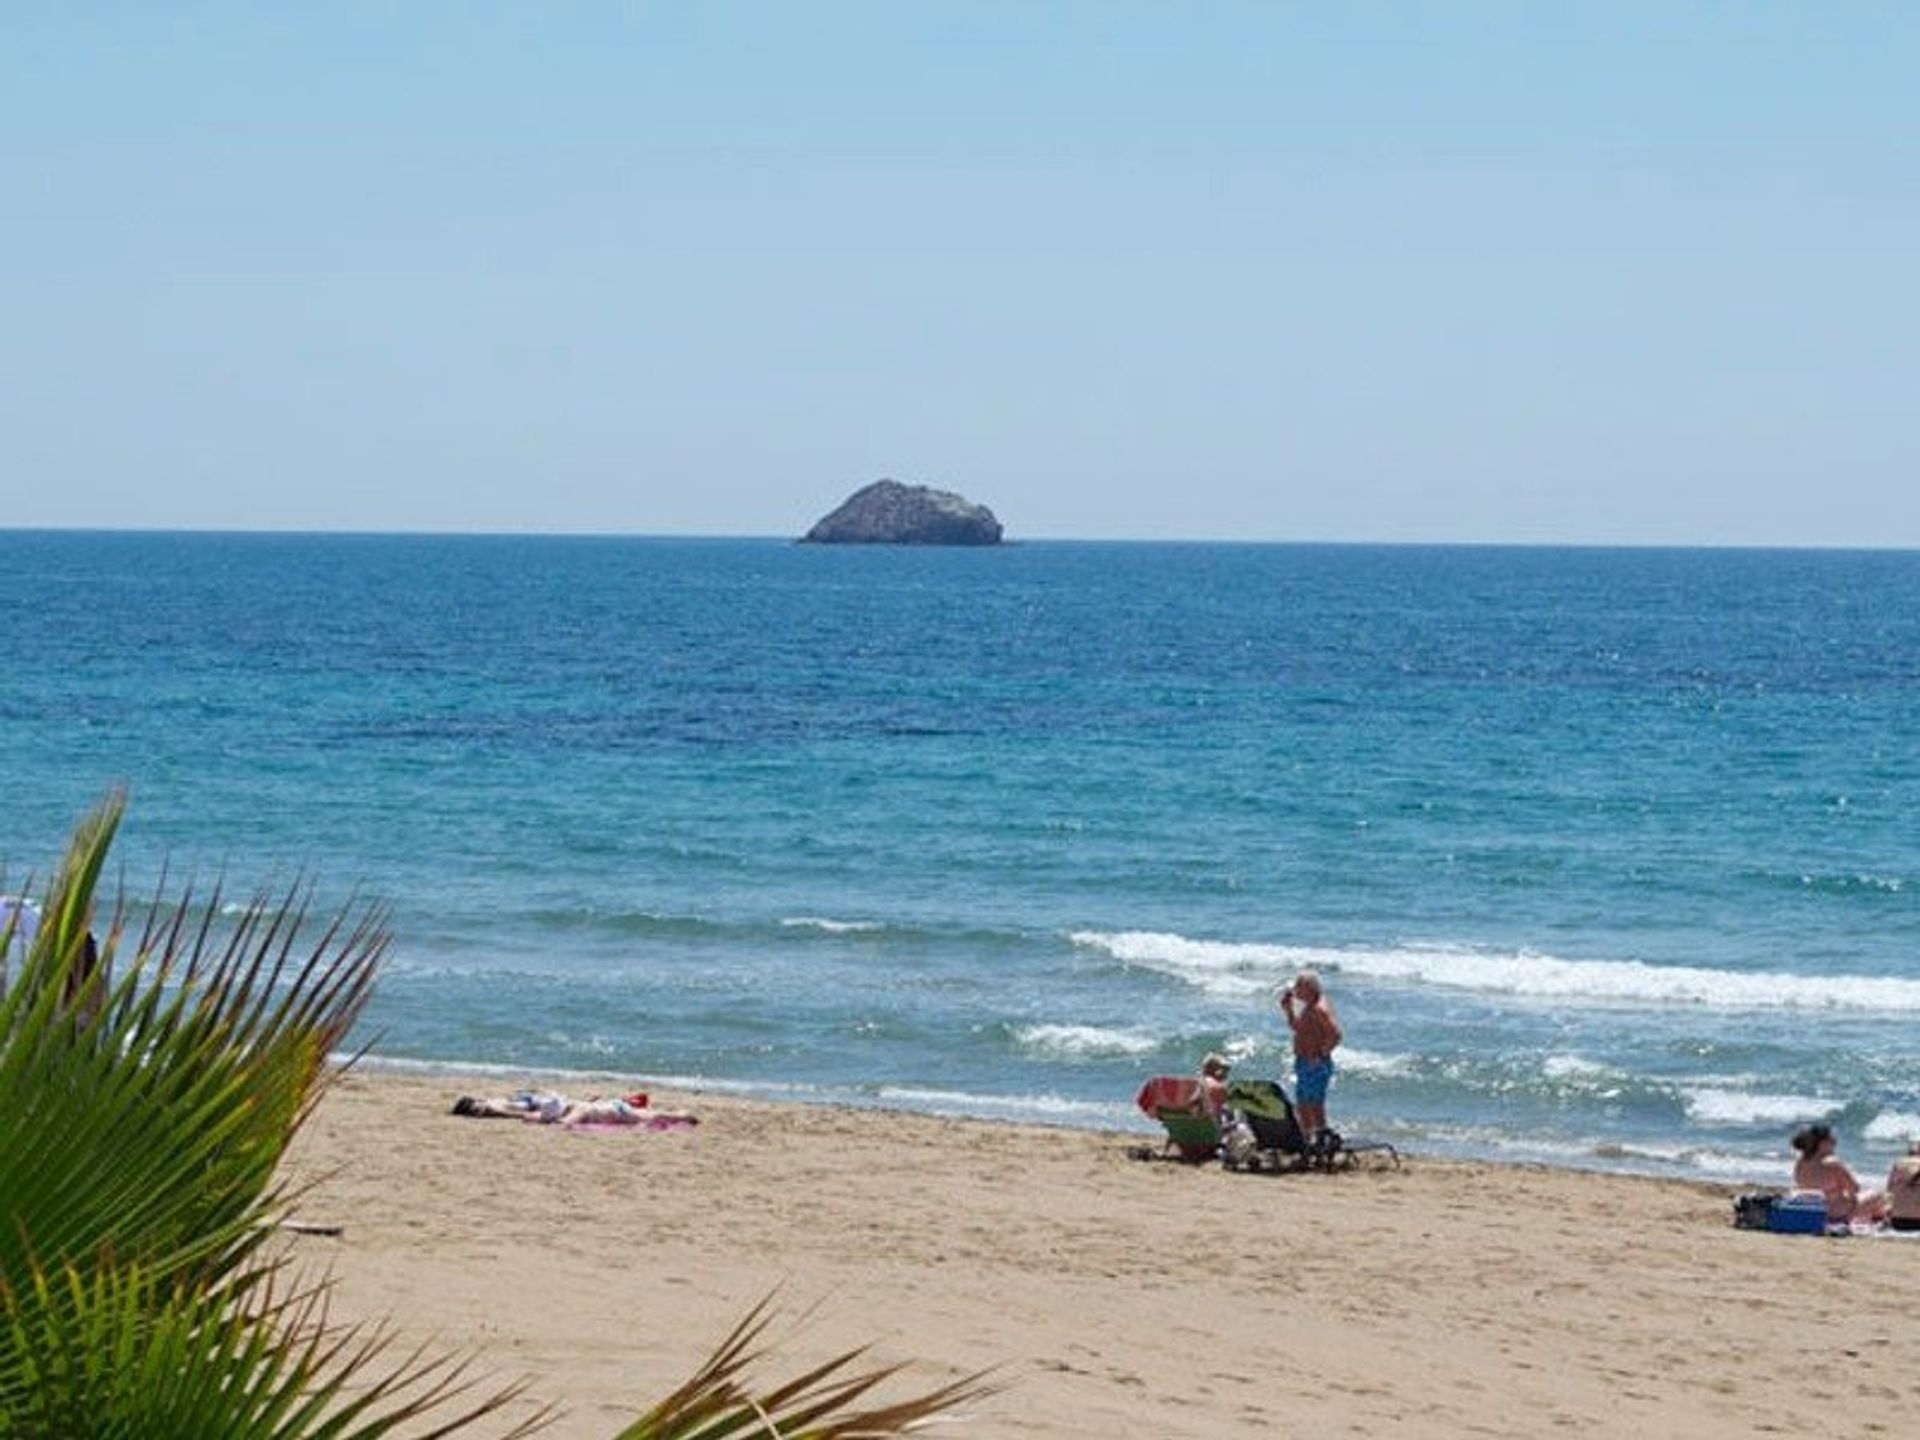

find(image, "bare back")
[1888,1156,1920,1222]
[1793,1154,1858,1220]
[1292,999,1342,1061]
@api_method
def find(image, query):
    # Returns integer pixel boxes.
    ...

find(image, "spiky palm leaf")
[0,793,533,1435]
[613,1299,998,1440]
[4,1262,540,1440]
[0,795,993,1438]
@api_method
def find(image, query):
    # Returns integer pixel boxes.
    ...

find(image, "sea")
[2,531,1916,1185]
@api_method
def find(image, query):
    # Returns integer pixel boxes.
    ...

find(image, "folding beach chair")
[1132,1076,1224,1162]
[1222,1078,1401,1173]
[1221,1078,1306,1172]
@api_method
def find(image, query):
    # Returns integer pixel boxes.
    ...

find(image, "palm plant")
[0,794,992,1437]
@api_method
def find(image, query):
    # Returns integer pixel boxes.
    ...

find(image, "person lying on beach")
[1885,1141,1920,1233]
[1790,1123,1889,1227]
[451,1089,569,1120]
[450,1090,686,1126]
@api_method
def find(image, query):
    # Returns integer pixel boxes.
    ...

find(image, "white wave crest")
[1423,1123,1777,1181]
[780,916,883,934]
[1068,929,1920,1013]
[1066,930,1289,997]
[1683,1087,1838,1126]
[1591,1140,1775,1181]
[1013,1023,1160,1059]
[1541,1054,1609,1080]
[1865,1110,1920,1143]
[1221,1034,1268,1065]
[1337,1046,1411,1076]
[874,1085,1128,1124]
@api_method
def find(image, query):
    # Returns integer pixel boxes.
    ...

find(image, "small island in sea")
[801,479,1004,545]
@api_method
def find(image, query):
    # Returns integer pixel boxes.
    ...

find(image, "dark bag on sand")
[1733,1191,1781,1230]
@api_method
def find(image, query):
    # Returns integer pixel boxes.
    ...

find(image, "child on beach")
[1279,970,1342,1154]
[1790,1123,1889,1227]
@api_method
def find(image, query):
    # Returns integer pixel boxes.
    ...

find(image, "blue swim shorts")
[1294,1055,1335,1105]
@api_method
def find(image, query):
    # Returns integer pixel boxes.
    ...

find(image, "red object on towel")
[624,1092,649,1108]
[1135,1075,1205,1117]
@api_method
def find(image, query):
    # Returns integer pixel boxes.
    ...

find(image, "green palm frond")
[3,1259,545,1439]
[614,1297,999,1440]
[0,792,534,1436]
[0,793,366,1303]
[1,794,996,1437]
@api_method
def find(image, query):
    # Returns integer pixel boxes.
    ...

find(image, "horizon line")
[3,524,1918,556]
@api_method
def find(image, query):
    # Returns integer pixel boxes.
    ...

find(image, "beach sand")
[283,1071,1920,1438]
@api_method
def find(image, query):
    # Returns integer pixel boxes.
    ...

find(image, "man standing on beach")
[1279,970,1342,1154]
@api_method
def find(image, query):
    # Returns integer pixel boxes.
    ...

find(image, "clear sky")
[4,3,1917,544]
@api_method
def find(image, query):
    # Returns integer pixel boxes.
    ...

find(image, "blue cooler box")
[1765,1194,1830,1235]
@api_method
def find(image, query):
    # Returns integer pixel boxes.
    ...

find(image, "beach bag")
[1732,1191,1779,1230]
[1220,1119,1258,1170]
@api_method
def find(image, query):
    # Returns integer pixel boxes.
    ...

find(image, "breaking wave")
[1068,929,1920,1013]
[1011,1024,1161,1059]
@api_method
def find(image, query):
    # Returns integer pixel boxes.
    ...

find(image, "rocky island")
[801,480,1004,546]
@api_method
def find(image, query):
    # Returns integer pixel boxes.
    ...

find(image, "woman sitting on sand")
[1790,1124,1889,1227]
[1885,1141,1920,1233]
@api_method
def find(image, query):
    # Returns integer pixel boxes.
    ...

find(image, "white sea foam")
[1066,929,1286,997]
[1865,1110,1920,1143]
[1221,1034,1268,1065]
[780,916,883,934]
[1013,1023,1160,1059]
[1800,872,1904,894]
[1541,1054,1609,1080]
[1592,1140,1774,1181]
[1682,1087,1838,1127]
[1422,1123,1777,1182]
[874,1085,1128,1125]
[1337,1046,1412,1077]
[1069,929,1920,1013]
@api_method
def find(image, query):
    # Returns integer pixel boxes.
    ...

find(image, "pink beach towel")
[564,1115,700,1134]
[1135,1076,1205,1117]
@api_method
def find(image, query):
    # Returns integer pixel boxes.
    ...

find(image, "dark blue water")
[3,532,1917,1180]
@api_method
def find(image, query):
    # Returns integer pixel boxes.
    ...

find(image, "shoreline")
[344,1051,1801,1188]
[283,1067,1920,1439]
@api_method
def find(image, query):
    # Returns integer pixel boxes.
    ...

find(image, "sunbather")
[1790,1123,1889,1226]
[1886,1140,1920,1233]
[1197,1053,1232,1117]
[452,1089,566,1120]
[451,1089,691,1127]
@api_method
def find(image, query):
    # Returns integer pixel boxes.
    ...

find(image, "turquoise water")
[3,532,1917,1181]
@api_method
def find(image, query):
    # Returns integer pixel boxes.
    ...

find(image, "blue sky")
[4,3,1917,543]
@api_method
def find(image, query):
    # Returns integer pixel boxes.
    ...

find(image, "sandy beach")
[279,1070,1920,1438]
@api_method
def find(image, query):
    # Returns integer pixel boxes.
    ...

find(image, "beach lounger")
[1221,1078,1306,1172]
[1132,1075,1224,1162]
[1323,1131,1399,1168]
[1222,1078,1401,1173]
